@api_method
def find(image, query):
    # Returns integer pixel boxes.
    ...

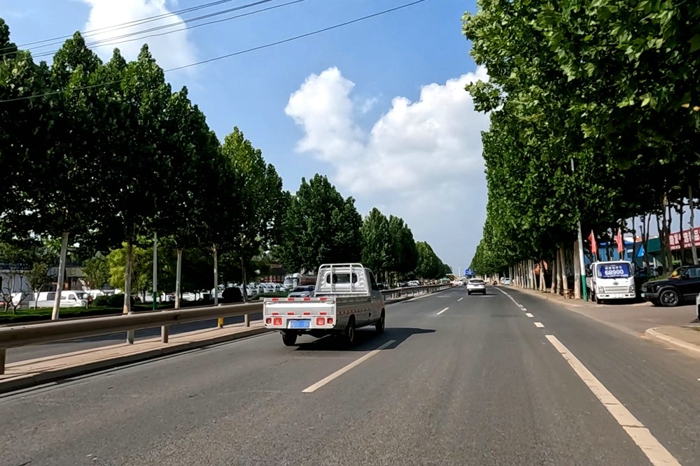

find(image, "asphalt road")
[6,296,418,364]
[2,286,700,465]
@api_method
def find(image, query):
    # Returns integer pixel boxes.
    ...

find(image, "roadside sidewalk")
[645,325,700,357]
[504,285,700,356]
[0,322,270,394]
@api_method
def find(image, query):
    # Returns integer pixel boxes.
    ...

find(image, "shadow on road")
[293,326,435,352]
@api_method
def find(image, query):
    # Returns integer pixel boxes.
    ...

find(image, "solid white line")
[525,312,534,318]
[437,307,449,315]
[545,335,680,466]
[458,297,463,302]
[534,322,545,328]
[302,340,396,393]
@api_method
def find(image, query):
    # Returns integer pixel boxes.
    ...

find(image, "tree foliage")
[278,175,363,272]
[464,0,700,276]
[0,19,445,312]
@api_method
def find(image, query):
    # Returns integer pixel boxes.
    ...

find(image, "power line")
[31,0,299,59]
[16,0,244,49]
[30,0,283,57]
[167,0,427,72]
[0,0,428,104]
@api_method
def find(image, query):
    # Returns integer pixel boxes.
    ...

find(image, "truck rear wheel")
[282,331,298,346]
[375,311,385,334]
[344,317,356,346]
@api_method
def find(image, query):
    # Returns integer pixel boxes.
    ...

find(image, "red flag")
[615,228,624,254]
[588,230,598,255]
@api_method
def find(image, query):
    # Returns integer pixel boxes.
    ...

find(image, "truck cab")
[586,260,636,304]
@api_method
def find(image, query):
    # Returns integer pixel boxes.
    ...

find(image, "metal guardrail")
[0,284,452,374]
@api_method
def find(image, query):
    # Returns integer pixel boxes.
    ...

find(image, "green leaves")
[277,175,363,273]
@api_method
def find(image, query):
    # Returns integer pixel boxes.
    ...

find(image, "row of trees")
[0,19,450,314]
[464,0,700,295]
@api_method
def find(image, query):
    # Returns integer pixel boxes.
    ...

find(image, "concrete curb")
[0,327,271,395]
[644,327,700,356]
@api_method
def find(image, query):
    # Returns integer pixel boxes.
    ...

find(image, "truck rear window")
[326,273,358,284]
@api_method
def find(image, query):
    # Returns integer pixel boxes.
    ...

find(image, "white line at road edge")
[525,312,534,318]
[545,335,681,466]
[302,340,396,393]
[458,297,463,302]
[534,322,545,328]
[437,307,449,315]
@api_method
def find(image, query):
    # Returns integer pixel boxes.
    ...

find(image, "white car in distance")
[467,279,487,295]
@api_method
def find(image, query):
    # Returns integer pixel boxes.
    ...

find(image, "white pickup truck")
[263,263,385,346]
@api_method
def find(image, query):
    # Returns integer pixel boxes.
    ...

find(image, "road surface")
[2,286,700,465]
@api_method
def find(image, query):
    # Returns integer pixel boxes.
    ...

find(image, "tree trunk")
[643,214,651,272]
[689,185,698,265]
[560,246,569,297]
[678,201,685,264]
[123,240,133,314]
[551,254,557,294]
[33,288,39,310]
[539,260,546,291]
[51,231,70,320]
[213,245,219,305]
[241,256,248,303]
[573,241,581,299]
[175,248,183,310]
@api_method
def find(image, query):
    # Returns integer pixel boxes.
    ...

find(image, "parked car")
[640,265,700,307]
[221,287,244,303]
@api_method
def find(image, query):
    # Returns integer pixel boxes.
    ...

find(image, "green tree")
[26,262,49,310]
[82,255,110,290]
[92,46,173,313]
[220,126,287,301]
[107,243,153,300]
[14,33,107,319]
[361,208,391,279]
[414,241,442,280]
[387,216,418,281]
[157,87,221,308]
[278,175,362,272]
[0,21,53,244]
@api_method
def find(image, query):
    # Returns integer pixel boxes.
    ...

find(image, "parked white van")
[32,291,89,308]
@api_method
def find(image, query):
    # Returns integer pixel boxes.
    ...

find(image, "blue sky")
[1,0,489,274]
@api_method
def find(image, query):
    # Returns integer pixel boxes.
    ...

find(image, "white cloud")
[285,67,490,271]
[81,0,197,72]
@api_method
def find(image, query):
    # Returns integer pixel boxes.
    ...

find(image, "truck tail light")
[327,318,333,325]
[273,317,282,326]
[265,318,271,324]
[316,317,325,326]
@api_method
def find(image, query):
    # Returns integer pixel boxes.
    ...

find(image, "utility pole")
[572,159,589,301]
[152,232,158,311]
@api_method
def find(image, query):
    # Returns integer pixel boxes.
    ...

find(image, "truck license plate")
[289,319,311,329]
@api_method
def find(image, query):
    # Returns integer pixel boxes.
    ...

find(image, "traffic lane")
[505,286,700,465]
[302,289,649,466]
[138,284,649,465]
[3,284,650,466]
[0,293,447,466]
[6,312,263,364]
[6,289,456,364]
